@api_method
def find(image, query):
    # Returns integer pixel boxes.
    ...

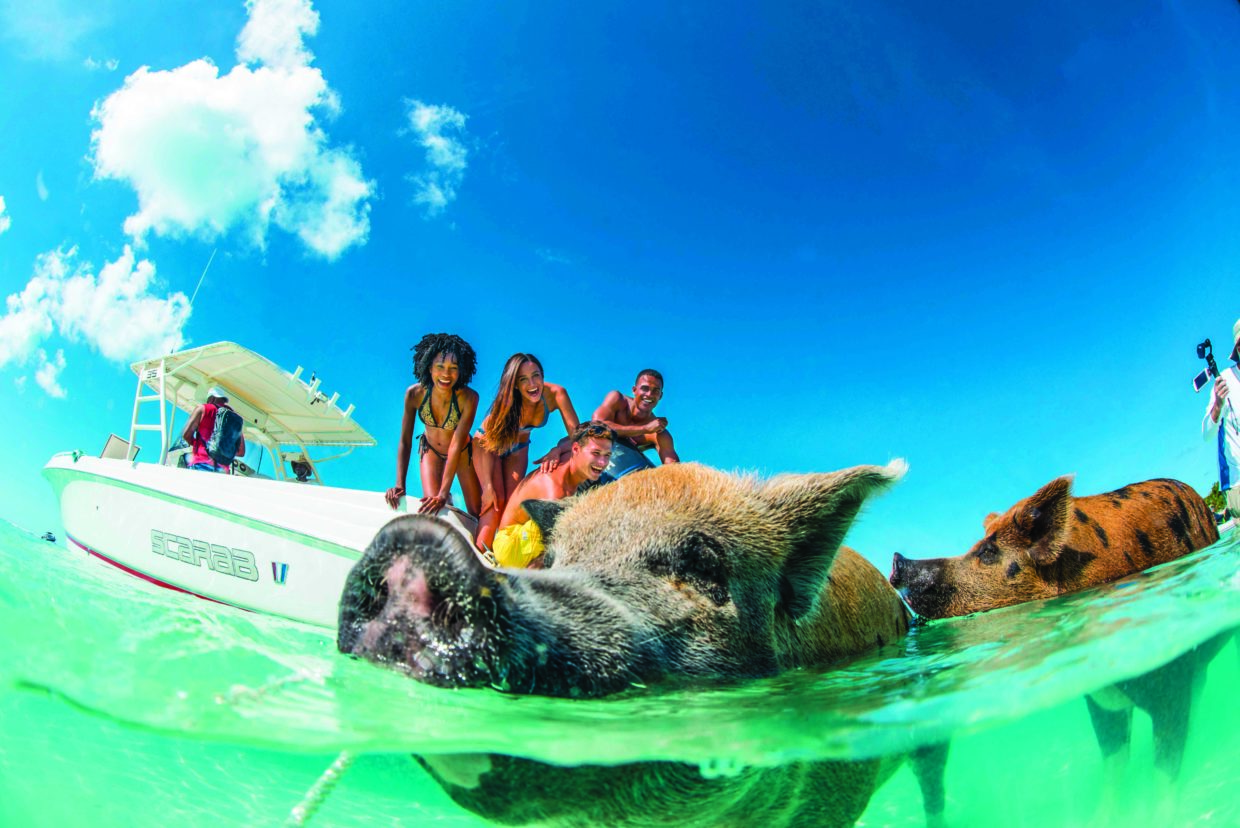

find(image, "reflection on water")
[0,519,1236,826]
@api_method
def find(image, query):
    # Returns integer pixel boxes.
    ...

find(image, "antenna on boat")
[188,248,218,309]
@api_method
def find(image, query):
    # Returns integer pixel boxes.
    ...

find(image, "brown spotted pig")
[339,460,948,828]
[889,475,1223,785]
[889,476,1218,619]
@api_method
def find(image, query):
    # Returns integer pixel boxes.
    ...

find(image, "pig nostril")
[406,569,436,618]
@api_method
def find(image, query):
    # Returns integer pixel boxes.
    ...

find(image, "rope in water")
[210,671,354,826]
[285,750,356,827]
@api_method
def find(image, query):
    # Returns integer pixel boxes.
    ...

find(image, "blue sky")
[2,0,1239,568]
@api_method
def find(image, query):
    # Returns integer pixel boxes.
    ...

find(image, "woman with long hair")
[473,353,579,550]
[385,333,482,518]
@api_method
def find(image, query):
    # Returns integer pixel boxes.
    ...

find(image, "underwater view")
[1,516,1236,827]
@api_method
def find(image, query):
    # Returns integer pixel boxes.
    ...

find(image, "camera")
[1192,339,1221,393]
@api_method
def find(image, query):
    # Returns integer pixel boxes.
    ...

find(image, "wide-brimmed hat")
[207,385,229,402]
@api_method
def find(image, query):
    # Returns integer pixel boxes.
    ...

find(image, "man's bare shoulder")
[518,469,564,500]
[505,470,554,512]
[594,390,627,420]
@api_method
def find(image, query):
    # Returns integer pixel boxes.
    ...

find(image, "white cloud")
[84,56,119,72]
[14,375,26,393]
[237,0,318,71]
[59,247,191,362]
[0,196,9,235]
[274,151,374,257]
[89,0,372,260]
[0,246,191,396]
[34,349,66,398]
[0,253,58,367]
[406,100,469,218]
[35,172,48,201]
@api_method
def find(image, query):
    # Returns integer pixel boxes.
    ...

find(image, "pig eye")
[646,533,731,606]
[977,544,1000,565]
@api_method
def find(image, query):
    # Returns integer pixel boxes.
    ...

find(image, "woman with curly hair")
[385,333,482,517]
[473,353,579,550]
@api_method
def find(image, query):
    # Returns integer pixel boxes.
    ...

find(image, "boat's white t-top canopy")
[128,341,375,483]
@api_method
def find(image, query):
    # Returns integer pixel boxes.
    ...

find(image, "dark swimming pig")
[338,460,948,828]
[889,476,1225,789]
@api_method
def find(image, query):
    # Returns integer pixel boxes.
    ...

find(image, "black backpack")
[206,405,244,466]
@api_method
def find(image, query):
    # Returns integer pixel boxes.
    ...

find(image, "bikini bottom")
[498,440,531,458]
[419,433,473,462]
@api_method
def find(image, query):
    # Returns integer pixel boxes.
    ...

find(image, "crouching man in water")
[490,421,614,569]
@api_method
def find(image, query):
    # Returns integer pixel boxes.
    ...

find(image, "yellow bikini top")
[418,390,462,431]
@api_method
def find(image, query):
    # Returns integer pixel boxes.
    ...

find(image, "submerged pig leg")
[909,741,949,828]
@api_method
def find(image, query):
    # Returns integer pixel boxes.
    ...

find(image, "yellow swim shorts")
[490,519,544,568]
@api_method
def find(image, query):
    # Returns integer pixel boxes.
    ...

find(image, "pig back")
[783,546,910,670]
[1064,479,1220,587]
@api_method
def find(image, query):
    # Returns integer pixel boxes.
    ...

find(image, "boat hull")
[43,452,472,628]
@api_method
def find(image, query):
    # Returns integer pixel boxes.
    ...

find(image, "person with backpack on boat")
[183,386,246,473]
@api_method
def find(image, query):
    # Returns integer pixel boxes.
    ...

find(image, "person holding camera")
[1203,318,1240,519]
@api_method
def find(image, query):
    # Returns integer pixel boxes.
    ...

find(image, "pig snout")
[338,515,665,698]
[338,515,509,689]
[889,552,938,591]
[889,552,911,587]
[888,553,956,620]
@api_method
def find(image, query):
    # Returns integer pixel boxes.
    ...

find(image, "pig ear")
[761,460,906,620]
[524,499,567,542]
[1019,476,1074,565]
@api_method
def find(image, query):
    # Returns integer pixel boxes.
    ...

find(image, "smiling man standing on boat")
[183,386,246,473]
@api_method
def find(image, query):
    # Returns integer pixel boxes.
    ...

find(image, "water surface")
[1,518,1236,826]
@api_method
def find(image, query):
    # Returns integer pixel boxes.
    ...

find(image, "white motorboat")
[43,341,475,629]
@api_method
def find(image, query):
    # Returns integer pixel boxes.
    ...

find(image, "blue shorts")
[189,462,227,473]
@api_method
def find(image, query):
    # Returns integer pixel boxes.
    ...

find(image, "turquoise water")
[1,516,1237,826]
